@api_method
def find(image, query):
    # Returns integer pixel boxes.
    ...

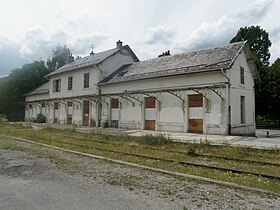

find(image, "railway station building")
[25,40,259,136]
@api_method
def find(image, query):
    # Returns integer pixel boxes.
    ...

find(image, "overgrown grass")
[0,122,280,193]
[141,134,171,145]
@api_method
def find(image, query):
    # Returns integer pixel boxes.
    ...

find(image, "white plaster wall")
[49,67,100,99]
[229,50,256,135]
[101,71,229,134]
[73,101,82,125]
[99,48,137,79]
[101,71,226,94]
[59,103,66,124]
[26,93,49,102]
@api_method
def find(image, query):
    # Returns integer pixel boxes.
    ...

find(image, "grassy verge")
[0,122,279,193]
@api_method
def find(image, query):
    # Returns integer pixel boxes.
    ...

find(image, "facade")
[25,41,258,136]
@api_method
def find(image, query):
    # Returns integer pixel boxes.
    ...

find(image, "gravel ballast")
[0,137,279,210]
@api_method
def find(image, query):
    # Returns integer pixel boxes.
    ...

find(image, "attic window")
[240,67,245,84]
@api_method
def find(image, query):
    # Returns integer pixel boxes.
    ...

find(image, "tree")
[266,58,280,125]
[230,26,271,66]
[46,44,71,70]
[0,61,51,121]
[0,44,71,121]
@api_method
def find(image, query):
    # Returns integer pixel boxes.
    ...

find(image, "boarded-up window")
[189,119,203,133]
[189,95,203,107]
[145,120,155,130]
[111,99,119,108]
[145,97,156,108]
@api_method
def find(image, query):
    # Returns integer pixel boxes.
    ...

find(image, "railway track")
[42,132,280,167]
[24,135,280,180]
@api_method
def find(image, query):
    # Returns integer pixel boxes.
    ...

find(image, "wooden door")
[145,120,155,130]
[188,94,203,133]
[83,100,89,126]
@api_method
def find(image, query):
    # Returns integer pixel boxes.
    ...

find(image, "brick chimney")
[66,53,74,63]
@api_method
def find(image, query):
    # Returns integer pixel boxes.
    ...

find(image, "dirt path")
[0,137,279,210]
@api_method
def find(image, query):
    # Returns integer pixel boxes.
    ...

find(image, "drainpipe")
[220,68,231,135]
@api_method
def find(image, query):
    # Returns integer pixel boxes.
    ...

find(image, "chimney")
[66,53,74,63]
[158,50,171,57]
[116,40,123,48]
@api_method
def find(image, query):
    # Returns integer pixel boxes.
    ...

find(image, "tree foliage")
[230,26,271,66]
[266,58,280,125]
[0,44,71,121]
[46,44,71,70]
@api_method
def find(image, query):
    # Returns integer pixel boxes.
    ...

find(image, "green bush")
[141,134,171,145]
[90,118,96,127]
[34,113,46,123]
[102,121,109,128]
[187,147,197,156]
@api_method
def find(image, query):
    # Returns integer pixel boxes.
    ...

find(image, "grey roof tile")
[25,82,49,96]
[46,45,138,77]
[99,41,246,85]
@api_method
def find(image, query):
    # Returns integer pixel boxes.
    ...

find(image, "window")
[145,97,156,108]
[111,99,119,108]
[84,73,89,88]
[41,103,45,108]
[54,103,59,110]
[241,96,245,124]
[52,79,61,92]
[68,76,73,90]
[240,67,245,84]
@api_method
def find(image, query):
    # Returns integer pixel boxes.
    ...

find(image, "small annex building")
[25,41,258,136]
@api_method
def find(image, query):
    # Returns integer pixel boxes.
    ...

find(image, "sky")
[0,0,279,77]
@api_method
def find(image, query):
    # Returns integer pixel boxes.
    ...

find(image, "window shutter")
[189,95,203,107]
[58,79,61,92]
[52,80,56,92]
[111,99,119,108]
[145,97,156,108]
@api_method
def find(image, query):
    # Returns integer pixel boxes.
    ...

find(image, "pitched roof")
[99,41,247,85]
[46,45,139,77]
[25,82,49,96]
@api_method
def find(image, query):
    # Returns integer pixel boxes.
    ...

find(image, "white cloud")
[174,0,272,52]
[145,25,175,45]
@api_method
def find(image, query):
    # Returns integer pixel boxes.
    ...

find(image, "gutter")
[220,68,231,135]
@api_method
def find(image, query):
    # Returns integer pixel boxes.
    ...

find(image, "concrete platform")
[31,123,280,149]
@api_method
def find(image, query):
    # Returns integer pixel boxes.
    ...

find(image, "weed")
[141,134,171,145]
[187,147,197,156]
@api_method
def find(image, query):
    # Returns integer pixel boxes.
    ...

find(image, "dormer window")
[84,73,89,88]
[240,67,245,84]
[53,79,61,92]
